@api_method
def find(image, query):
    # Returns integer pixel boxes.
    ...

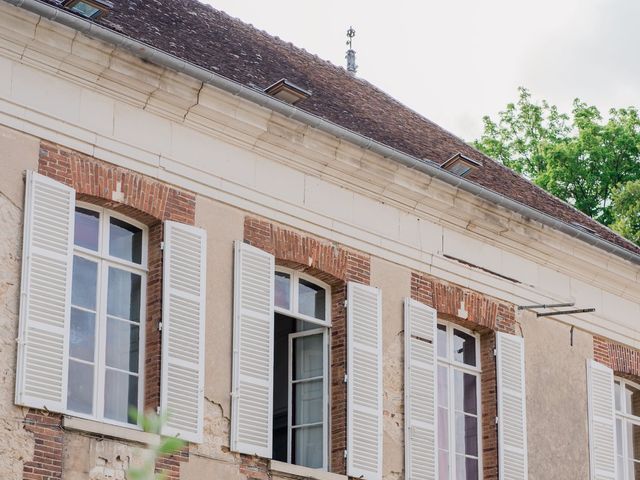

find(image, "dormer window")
[63,0,113,19]
[265,79,311,105]
[441,153,482,177]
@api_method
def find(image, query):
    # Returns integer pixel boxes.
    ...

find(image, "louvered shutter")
[587,360,616,480]
[230,241,274,457]
[15,171,75,411]
[160,221,207,443]
[347,282,382,480]
[404,298,437,480]
[496,332,528,480]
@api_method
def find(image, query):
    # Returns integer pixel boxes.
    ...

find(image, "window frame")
[615,376,640,479]
[274,267,330,470]
[274,267,331,328]
[437,321,483,480]
[67,202,148,430]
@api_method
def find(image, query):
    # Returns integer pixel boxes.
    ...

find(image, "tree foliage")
[473,88,640,242]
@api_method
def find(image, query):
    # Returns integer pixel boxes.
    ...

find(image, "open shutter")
[404,298,437,480]
[161,221,207,443]
[15,171,75,412]
[230,241,274,457]
[587,360,616,480]
[347,282,382,480]
[496,332,528,480]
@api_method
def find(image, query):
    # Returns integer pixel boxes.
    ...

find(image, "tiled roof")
[42,0,640,255]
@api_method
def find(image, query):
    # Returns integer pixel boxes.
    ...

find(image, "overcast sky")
[203,0,640,141]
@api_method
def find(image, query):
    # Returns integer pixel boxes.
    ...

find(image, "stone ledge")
[63,415,160,445]
[269,460,347,480]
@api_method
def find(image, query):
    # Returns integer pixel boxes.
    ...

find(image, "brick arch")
[594,336,640,378]
[244,217,370,475]
[39,141,195,225]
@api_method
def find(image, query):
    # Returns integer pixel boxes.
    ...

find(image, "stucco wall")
[522,310,593,479]
[370,257,412,479]
[0,125,40,479]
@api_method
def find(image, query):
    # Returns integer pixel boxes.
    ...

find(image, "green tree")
[611,180,640,245]
[473,88,640,232]
[127,410,185,480]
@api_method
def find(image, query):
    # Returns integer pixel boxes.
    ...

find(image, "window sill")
[269,460,347,480]
[63,416,160,445]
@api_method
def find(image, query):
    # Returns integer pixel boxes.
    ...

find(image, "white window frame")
[615,376,640,479]
[67,202,148,430]
[437,321,483,480]
[274,267,331,328]
[274,267,330,470]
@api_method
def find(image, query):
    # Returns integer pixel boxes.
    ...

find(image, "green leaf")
[157,436,185,456]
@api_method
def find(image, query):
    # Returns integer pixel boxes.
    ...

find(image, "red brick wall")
[593,335,640,377]
[22,411,63,480]
[411,272,516,480]
[244,217,370,476]
[34,142,196,479]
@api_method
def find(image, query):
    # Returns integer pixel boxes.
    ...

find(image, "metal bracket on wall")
[517,302,595,318]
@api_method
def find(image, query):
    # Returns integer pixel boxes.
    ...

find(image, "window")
[437,323,482,480]
[68,204,147,427]
[615,377,640,479]
[272,268,330,469]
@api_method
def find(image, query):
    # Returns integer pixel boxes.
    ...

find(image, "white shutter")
[404,298,437,480]
[587,360,616,480]
[160,221,207,443]
[230,241,274,457]
[347,282,382,480]
[15,171,75,411]
[496,332,528,480]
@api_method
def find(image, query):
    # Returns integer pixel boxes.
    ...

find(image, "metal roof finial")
[345,26,357,74]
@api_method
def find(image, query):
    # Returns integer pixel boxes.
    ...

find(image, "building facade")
[0,1,638,480]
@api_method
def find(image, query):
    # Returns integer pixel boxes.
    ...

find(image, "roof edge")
[8,0,640,267]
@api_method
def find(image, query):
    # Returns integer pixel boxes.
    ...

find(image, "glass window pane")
[109,217,143,264]
[292,425,323,468]
[455,413,478,456]
[104,369,138,424]
[69,308,95,362]
[465,457,479,480]
[67,360,93,414]
[72,256,98,310]
[74,207,99,250]
[437,324,447,358]
[453,329,476,366]
[293,380,323,425]
[107,267,142,322]
[615,381,622,412]
[630,424,640,462]
[438,406,449,449]
[293,334,323,380]
[454,370,478,415]
[438,365,448,407]
[456,454,467,480]
[275,272,291,310]
[624,384,640,417]
[298,279,325,320]
[438,449,449,480]
[106,317,140,373]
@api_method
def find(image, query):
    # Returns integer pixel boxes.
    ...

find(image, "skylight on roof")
[441,153,482,177]
[264,79,311,105]
[63,0,113,19]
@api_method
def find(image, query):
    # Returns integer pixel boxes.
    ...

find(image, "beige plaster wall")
[370,256,412,480]
[186,195,246,477]
[521,311,593,480]
[62,432,146,480]
[0,125,40,479]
